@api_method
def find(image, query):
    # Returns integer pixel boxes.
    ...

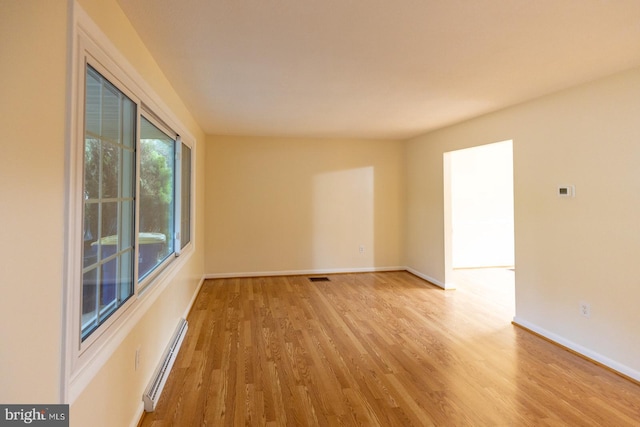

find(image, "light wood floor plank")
[140,271,640,426]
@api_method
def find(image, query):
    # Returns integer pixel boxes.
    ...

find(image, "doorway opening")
[443,140,514,313]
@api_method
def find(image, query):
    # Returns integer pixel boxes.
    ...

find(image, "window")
[138,116,175,282]
[79,64,192,342]
[81,66,136,340]
[64,8,197,402]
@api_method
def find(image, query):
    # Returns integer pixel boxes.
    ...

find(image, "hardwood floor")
[140,271,640,426]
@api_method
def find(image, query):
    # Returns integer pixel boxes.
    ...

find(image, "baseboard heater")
[143,318,188,412]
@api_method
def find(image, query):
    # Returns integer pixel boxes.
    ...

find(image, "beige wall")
[406,67,640,378]
[0,0,69,403]
[1,1,205,426]
[205,135,405,275]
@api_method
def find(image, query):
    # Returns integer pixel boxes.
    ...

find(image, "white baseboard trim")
[405,267,454,290]
[513,317,640,383]
[204,266,456,290]
[204,266,406,280]
[130,402,144,427]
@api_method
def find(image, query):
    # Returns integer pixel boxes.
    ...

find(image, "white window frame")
[62,3,196,403]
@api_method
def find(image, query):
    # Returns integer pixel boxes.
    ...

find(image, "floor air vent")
[143,318,188,412]
[309,277,330,282]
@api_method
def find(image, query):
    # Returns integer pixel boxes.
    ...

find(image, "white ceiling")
[116,0,640,140]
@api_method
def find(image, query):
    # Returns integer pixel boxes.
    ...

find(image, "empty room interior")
[3,0,640,426]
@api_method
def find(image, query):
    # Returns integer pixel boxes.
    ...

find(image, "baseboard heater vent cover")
[143,318,188,412]
[309,277,330,282]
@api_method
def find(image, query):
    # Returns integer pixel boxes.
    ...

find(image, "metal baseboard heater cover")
[143,318,188,412]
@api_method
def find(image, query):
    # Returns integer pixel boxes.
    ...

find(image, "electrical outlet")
[359,245,365,254]
[579,301,591,319]
[135,347,141,371]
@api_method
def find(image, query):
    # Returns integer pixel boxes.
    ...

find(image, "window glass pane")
[101,141,119,199]
[85,69,101,136]
[84,138,100,200]
[181,144,191,249]
[139,117,175,280]
[118,250,134,299]
[83,202,99,269]
[122,100,136,149]
[82,268,99,332]
[101,83,121,142]
[100,256,118,308]
[121,200,134,249]
[81,65,136,341]
[100,202,118,258]
[122,149,135,198]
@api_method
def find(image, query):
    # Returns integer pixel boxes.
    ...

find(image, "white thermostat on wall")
[558,185,575,198]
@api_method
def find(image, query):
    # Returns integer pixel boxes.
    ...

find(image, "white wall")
[406,66,640,380]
